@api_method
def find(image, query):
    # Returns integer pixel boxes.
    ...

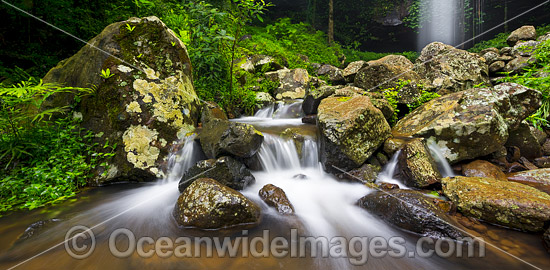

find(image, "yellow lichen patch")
[133,75,198,130]
[126,101,142,113]
[144,67,159,80]
[122,125,160,169]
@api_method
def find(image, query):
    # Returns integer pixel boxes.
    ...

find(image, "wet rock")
[507,168,550,194]
[506,121,543,159]
[343,60,369,83]
[543,139,550,156]
[302,115,317,124]
[507,162,527,173]
[359,189,465,239]
[266,68,310,100]
[302,85,341,114]
[534,157,550,168]
[507,146,522,163]
[201,101,227,124]
[280,127,313,156]
[354,55,420,91]
[318,95,391,172]
[392,83,542,164]
[531,126,547,145]
[259,184,295,215]
[200,119,263,159]
[378,182,400,191]
[462,160,507,181]
[344,164,381,183]
[519,157,538,170]
[316,64,345,85]
[173,178,261,229]
[441,176,550,232]
[415,42,489,92]
[397,138,442,188]
[179,156,255,192]
[506,25,536,46]
[292,174,308,180]
[42,17,201,184]
[15,219,62,244]
[544,227,550,253]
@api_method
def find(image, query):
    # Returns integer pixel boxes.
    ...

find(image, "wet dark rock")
[534,157,550,168]
[301,115,317,124]
[344,164,381,183]
[259,184,295,215]
[178,156,255,192]
[359,189,465,239]
[507,162,527,173]
[397,138,441,188]
[543,139,550,156]
[544,227,550,253]
[442,176,550,232]
[200,119,263,159]
[15,219,62,244]
[519,157,538,170]
[378,182,400,191]
[302,85,341,115]
[507,168,550,194]
[507,146,522,163]
[292,174,308,180]
[173,178,261,229]
[201,101,227,124]
[462,160,507,181]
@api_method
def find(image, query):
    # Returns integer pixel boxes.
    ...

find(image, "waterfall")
[162,134,205,183]
[418,0,460,50]
[428,142,455,178]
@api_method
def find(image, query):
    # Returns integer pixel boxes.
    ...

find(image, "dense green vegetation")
[0,79,115,215]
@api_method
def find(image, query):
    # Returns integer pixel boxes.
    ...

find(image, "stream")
[0,101,548,270]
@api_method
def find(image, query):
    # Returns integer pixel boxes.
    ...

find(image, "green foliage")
[381,80,439,124]
[468,32,510,53]
[0,79,113,215]
[100,68,115,79]
[499,38,550,129]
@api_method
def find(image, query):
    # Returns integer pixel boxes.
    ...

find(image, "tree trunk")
[328,0,334,46]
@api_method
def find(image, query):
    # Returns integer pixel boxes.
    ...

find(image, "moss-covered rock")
[200,101,228,125]
[318,95,391,172]
[354,55,420,91]
[359,189,465,239]
[178,156,255,192]
[415,42,490,92]
[199,119,263,159]
[507,168,550,194]
[266,68,310,100]
[343,60,369,83]
[441,176,550,232]
[505,121,543,159]
[397,138,442,188]
[393,83,541,163]
[506,25,537,46]
[173,178,261,229]
[302,85,342,115]
[259,184,295,215]
[42,17,200,185]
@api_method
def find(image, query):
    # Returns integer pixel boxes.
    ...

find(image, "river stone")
[343,60,369,83]
[317,64,345,85]
[42,17,200,185]
[178,156,255,192]
[507,169,550,194]
[462,160,507,181]
[259,184,295,215]
[507,25,537,46]
[200,119,263,159]
[415,42,489,92]
[200,101,227,124]
[354,55,420,91]
[505,121,543,159]
[392,83,542,164]
[441,176,550,232]
[359,189,465,239]
[173,178,261,229]
[397,138,442,188]
[343,164,381,183]
[266,68,310,100]
[318,95,391,172]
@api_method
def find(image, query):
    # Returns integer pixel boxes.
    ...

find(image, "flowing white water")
[418,0,460,50]
[427,143,455,178]
[376,150,409,189]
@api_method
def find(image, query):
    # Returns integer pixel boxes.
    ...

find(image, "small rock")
[179,156,255,192]
[507,162,527,173]
[489,61,505,74]
[292,174,308,180]
[519,157,539,170]
[507,146,521,163]
[344,164,381,183]
[543,139,550,156]
[200,120,263,159]
[316,64,345,85]
[301,115,317,124]
[533,157,550,168]
[462,160,507,181]
[397,138,442,188]
[480,47,499,55]
[482,51,499,65]
[378,182,400,191]
[259,184,295,215]
[530,126,547,145]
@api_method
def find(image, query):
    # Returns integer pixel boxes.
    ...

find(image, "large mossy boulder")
[441,176,550,232]
[393,83,541,164]
[178,156,255,192]
[359,189,465,239]
[199,119,263,159]
[397,138,442,188]
[318,95,391,172]
[415,42,490,92]
[173,178,261,229]
[354,55,420,91]
[42,17,200,185]
[266,68,310,100]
